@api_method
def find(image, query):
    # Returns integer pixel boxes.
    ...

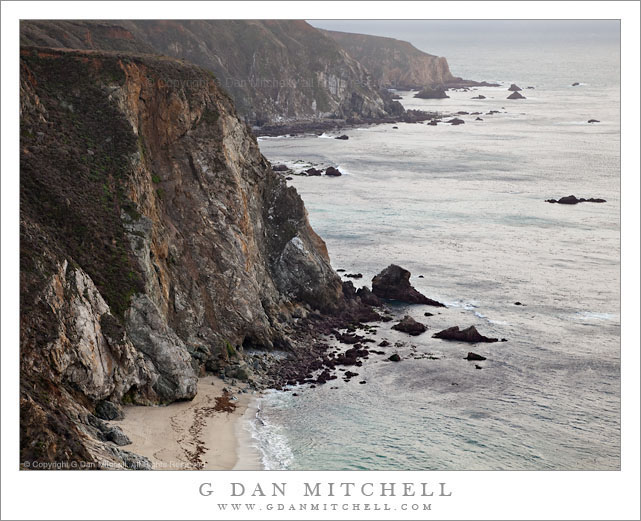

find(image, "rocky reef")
[20,47,346,468]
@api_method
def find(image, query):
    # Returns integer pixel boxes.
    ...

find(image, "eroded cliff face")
[321,29,457,89]
[20,47,343,467]
[20,20,396,125]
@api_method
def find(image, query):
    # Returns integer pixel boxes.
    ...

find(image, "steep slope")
[321,29,458,89]
[20,47,343,468]
[21,20,397,125]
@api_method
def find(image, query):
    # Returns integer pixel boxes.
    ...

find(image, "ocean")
[249,24,621,470]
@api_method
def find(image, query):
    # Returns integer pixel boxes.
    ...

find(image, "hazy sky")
[308,20,620,56]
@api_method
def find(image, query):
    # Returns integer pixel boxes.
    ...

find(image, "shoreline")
[114,375,263,470]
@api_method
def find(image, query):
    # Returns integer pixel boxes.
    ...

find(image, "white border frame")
[2,2,639,520]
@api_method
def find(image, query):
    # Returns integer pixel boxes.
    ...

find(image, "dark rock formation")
[546,195,607,204]
[427,120,438,126]
[508,84,522,91]
[372,265,445,306]
[325,166,342,176]
[388,353,401,362]
[471,95,486,99]
[304,167,323,176]
[414,87,449,99]
[475,117,483,121]
[335,135,349,140]
[464,352,487,361]
[272,164,290,172]
[572,82,580,86]
[345,273,363,279]
[95,401,123,421]
[392,125,399,129]
[433,326,498,343]
[507,91,526,100]
[447,118,465,125]
[588,119,600,123]
[391,315,427,336]
[355,286,383,307]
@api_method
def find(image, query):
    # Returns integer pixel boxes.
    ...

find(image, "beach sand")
[114,375,263,470]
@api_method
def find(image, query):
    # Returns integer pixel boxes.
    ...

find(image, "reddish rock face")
[20,47,344,468]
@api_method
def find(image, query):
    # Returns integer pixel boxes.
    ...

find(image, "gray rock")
[105,426,132,446]
[95,400,123,421]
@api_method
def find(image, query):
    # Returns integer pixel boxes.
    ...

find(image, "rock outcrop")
[391,315,427,336]
[372,265,445,306]
[507,91,526,100]
[20,47,343,468]
[414,87,449,99]
[432,326,498,343]
[545,195,607,204]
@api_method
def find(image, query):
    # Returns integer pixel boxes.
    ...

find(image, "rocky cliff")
[20,47,344,468]
[21,20,399,125]
[320,29,458,89]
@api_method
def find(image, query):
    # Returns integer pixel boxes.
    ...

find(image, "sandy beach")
[114,375,263,470]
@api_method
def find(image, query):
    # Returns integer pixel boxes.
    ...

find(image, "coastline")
[115,375,263,470]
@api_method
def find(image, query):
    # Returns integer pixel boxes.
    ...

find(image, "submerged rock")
[335,135,349,140]
[433,326,498,343]
[471,95,486,99]
[391,315,427,336]
[372,264,445,306]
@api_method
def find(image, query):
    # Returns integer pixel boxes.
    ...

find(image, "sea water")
[250,26,620,470]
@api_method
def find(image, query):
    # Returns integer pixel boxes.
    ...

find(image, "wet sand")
[115,375,262,470]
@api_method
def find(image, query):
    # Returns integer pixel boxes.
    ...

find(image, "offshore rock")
[546,195,606,204]
[433,326,498,343]
[507,91,526,100]
[391,315,427,336]
[414,87,449,99]
[372,265,445,306]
